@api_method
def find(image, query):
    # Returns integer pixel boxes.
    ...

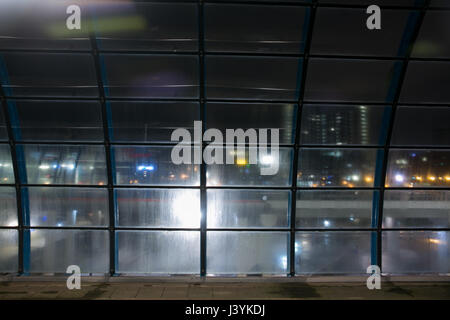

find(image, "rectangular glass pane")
[29,229,109,273]
[412,11,450,58]
[207,189,290,228]
[207,231,289,275]
[116,189,200,228]
[101,54,199,98]
[206,147,293,187]
[391,106,450,147]
[205,56,301,100]
[399,61,450,104]
[0,187,17,227]
[297,148,381,187]
[318,0,422,5]
[10,100,103,142]
[27,187,108,227]
[205,4,307,54]
[0,108,8,141]
[383,190,450,229]
[113,146,200,186]
[304,58,400,103]
[300,104,390,146]
[295,231,373,274]
[116,231,200,274]
[109,101,199,143]
[206,102,296,145]
[0,53,98,97]
[0,144,14,184]
[20,144,107,185]
[296,190,376,229]
[386,149,450,188]
[382,231,449,274]
[93,2,198,51]
[311,8,412,57]
[0,229,18,272]
[0,0,90,50]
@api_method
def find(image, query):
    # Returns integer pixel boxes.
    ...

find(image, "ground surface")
[0,279,449,299]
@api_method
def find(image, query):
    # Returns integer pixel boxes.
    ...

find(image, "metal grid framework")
[0,0,449,276]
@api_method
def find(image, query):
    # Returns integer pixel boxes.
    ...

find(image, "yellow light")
[428,176,436,181]
[429,238,442,245]
[416,176,422,181]
[438,177,443,181]
[445,176,450,181]
[236,158,247,166]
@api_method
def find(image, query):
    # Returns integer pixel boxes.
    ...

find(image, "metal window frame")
[0,0,449,277]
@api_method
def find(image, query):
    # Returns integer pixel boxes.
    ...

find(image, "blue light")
[42,216,47,222]
[137,165,154,171]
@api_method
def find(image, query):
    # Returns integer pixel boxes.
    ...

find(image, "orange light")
[364,176,373,183]
[445,176,450,182]
[348,183,354,188]
[429,238,442,245]
[180,174,189,179]
[342,180,348,185]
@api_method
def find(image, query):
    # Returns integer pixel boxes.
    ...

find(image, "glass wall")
[0,0,448,276]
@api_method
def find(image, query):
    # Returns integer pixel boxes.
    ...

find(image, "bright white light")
[323,220,330,227]
[61,163,75,170]
[260,155,273,165]
[52,164,58,169]
[57,223,63,227]
[281,256,287,269]
[172,192,201,228]
[39,165,50,170]
[352,175,360,181]
[395,174,404,183]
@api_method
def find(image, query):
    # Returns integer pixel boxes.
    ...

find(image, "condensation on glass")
[295,231,373,274]
[116,231,200,274]
[383,190,450,229]
[206,147,293,187]
[26,187,109,227]
[382,231,449,274]
[0,144,14,184]
[29,229,109,273]
[297,148,382,188]
[113,145,200,186]
[207,189,290,228]
[19,144,107,185]
[0,229,18,272]
[207,231,289,275]
[296,190,377,229]
[0,187,18,227]
[116,189,200,228]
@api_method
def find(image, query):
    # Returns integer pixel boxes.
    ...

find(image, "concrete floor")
[0,278,449,299]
